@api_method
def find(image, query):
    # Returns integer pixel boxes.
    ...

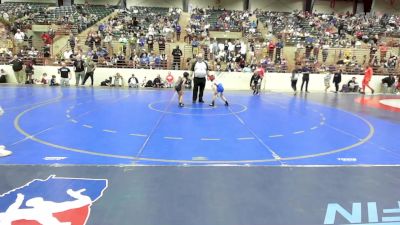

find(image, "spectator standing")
[82,58,96,86]
[192,37,200,58]
[301,65,310,93]
[313,42,320,61]
[305,41,313,59]
[234,40,242,55]
[103,33,113,54]
[191,53,209,103]
[73,55,86,86]
[10,56,24,84]
[161,52,168,69]
[172,46,182,70]
[268,41,275,60]
[380,44,388,60]
[43,44,51,64]
[332,70,342,93]
[147,35,154,52]
[275,40,283,61]
[68,33,77,53]
[41,32,53,45]
[322,43,329,63]
[25,58,34,84]
[291,67,300,95]
[324,72,332,92]
[14,29,25,53]
[176,24,181,41]
[58,62,71,86]
[128,33,137,54]
[118,34,128,55]
[158,37,166,54]
[369,44,378,62]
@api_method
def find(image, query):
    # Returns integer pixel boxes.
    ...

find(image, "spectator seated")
[381,74,396,94]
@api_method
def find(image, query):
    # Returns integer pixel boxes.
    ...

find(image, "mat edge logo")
[324,202,400,225]
[0,175,108,225]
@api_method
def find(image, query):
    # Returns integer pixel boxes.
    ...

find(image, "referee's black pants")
[193,77,206,102]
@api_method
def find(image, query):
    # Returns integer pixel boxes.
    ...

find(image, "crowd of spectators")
[0,3,115,68]
[1,3,400,78]
[0,2,49,23]
[204,38,287,72]
[251,10,400,75]
[57,6,182,69]
[257,10,400,46]
[190,8,258,34]
[33,4,114,34]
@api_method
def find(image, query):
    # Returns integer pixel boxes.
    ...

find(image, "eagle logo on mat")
[0,175,108,225]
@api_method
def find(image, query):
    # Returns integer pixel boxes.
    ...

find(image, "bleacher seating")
[110,6,180,39]
[32,5,114,34]
[0,2,50,21]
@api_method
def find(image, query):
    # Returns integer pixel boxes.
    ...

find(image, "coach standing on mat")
[191,53,209,103]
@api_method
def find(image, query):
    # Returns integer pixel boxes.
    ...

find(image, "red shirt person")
[256,65,265,79]
[166,72,174,88]
[362,65,375,94]
[41,33,53,45]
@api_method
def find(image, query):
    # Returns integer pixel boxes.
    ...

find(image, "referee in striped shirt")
[191,53,209,103]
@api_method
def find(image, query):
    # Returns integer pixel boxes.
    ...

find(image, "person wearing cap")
[190,53,209,103]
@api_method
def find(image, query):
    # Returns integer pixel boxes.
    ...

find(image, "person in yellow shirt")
[7,38,14,52]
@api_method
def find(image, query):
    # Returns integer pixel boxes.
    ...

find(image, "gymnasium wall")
[313,0,353,13]
[0,65,388,92]
[250,0,303,12]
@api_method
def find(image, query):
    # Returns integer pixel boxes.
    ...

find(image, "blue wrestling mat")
[0,85,399,166]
